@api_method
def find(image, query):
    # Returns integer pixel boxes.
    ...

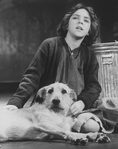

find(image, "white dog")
[0,82,110,145]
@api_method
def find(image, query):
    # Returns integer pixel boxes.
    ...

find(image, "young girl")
[6,3,101,117]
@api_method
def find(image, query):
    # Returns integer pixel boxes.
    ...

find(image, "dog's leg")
[33,123,110,145]
[33,123,68,139]
[33,123,90,145]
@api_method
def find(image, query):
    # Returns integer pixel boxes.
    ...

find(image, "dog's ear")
[35,87,46,103]
[70,89,77,101]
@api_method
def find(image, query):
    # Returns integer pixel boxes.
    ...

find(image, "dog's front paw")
[96,133,111,143]
[70,137,88,145]
[87,132,110,143]
[87,132,99,142]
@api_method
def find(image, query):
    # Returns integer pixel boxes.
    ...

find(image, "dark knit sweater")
[7,37,101,109]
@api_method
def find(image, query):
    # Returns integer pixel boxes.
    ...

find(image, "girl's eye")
[84,19,90,23]
[85,20,88,23]
[72,16,78,20]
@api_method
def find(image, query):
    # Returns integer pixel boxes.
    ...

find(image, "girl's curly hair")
[57,3,99,46]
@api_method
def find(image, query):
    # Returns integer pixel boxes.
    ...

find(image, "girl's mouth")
[76,26,83,30]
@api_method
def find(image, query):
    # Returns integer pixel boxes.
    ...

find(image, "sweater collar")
[62,37,83,58]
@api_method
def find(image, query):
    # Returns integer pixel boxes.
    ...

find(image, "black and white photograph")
[0,0,118,149]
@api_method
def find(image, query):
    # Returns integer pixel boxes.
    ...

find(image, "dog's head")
[35,82,77,115]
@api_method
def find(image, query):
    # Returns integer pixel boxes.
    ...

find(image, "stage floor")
[0,90,118,149]
[1,134,118,149]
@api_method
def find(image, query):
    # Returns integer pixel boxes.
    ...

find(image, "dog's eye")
[48,88,53,94]
[62,89,67,94]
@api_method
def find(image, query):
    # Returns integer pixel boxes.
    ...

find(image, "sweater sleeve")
[77,48,101,110]
[7,40,48,108]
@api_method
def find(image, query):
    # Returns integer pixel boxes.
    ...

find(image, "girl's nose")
[78,20,83,24]
[78,18,83,24]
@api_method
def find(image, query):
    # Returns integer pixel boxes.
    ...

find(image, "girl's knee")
[81,119,100,133]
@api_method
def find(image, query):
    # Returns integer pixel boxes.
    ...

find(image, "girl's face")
[67,9,91,40]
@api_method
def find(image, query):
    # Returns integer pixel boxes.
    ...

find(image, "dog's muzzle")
[52,99,60,106]
[51,98,64,113]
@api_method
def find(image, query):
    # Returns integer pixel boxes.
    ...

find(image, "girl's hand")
[3,105,18,111]
[68,100,85,116]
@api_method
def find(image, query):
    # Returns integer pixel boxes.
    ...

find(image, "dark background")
[0,0,118,84]
[0,2,118,149]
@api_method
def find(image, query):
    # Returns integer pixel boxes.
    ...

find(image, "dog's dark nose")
[52,99,60,105]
